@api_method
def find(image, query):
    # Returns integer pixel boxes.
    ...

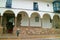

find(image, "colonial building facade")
[0,0,60,33]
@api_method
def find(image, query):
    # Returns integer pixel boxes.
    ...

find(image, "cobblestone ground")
[0,38,60,40]
[0,34,60,40]
[0,27,60,40]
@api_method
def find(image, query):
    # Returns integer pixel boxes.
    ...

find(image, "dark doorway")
[6,14,15,33]
[3,13,15,33]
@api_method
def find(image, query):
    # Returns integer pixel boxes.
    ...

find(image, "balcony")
[53,1,60,13]
[54,7,60,13]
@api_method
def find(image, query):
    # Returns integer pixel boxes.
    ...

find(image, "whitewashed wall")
[12,0,53,12]
[12,0,33,9]
[21,13,29,26]
[42,15,52,28]
[30,13,41,27]
[0,0,53,12]
[38,1,53,12]
[0,0,6,7]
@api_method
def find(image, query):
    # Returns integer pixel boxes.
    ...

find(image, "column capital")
[15,14,17,17]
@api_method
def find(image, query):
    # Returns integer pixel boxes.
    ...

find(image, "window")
[33,2,38,11]
[35,16,39,22]
[6,0,12,8]
[53,1,60,12]
[47,4,49,7]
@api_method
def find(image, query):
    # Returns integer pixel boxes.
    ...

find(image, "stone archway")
[30,12,41,27]
[17,11,29,27]
[0,14,1,26]
[2,10,15,33]
[42,14,52,28]
[53,15,60,29]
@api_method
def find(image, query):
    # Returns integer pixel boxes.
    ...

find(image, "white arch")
[2,10,15,27]
[53,14,60,18]
[42,14,52,28]
[53,15,60,28]
[40,13,55,19]
[17,11,29,26]
[30,12,40,17]
[17,11,29,17]
[2,10,15,16]
[51,13,60,19]
[42,13,51,19]
[30,12,41,27]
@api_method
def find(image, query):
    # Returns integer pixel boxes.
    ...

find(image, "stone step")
[0,38,60,40]
[0,33,60,39]
[0,34,17,38]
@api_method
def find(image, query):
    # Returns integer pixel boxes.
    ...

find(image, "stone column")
[0,16,3,34]
[0,13,1,27]
[13,17,17,34]
[1,16,5,34]
[29,18,30,27]
[41,18,42,27]
[1,16,2,27]
[15,17,17,27]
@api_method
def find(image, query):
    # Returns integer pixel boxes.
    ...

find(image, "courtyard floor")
[0,27,60,40]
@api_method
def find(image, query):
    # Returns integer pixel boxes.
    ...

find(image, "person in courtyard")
[16,28,20,37]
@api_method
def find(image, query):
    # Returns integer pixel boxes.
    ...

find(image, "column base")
[0,26,3,34]
[13,26,17,34]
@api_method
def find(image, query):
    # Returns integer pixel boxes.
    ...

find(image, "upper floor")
[0,0,60,13]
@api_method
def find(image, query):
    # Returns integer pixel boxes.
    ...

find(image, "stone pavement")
[0,34,60,40]
[0,38,60,40]
[0,27,60,40]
